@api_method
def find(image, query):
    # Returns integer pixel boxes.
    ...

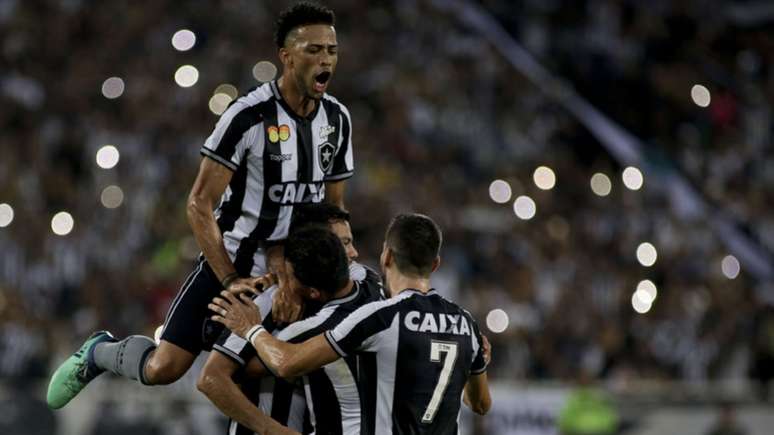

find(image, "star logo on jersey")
[279,124,291,141]
[318,142,336,173]
[319,124,336,139]
[267,126,279,143]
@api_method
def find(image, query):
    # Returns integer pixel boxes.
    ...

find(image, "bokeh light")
[721,255,740,279]
[590,173,612,196]
[636,242,658,267]
[691,84,711,107]
[513,195,536,220]
[209,93,233,115]
[486,309,510,333]
[101,185,124,209]
[488,179,512,204]
[214,83,239,100]
[631,291,652,314]
[252,61,278,82]
[101,77,125,99]
[533,166,556,190]
[635,279,658,304]
[51,211,74,236]
[0,203,14,227]
[174,65,199,88]
[96,145,120,169]
[622,166,643,190]
[171,29,196,51]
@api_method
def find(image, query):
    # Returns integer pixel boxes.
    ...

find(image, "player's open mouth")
[313,71,331,92]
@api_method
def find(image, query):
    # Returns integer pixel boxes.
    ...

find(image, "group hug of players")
[45,2,491,434]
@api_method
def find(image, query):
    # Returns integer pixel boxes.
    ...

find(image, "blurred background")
[1,0,773,434]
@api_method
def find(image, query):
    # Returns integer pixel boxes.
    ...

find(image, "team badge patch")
[279,124,290,141]
[268,126,279,143]
[318,142,336,173]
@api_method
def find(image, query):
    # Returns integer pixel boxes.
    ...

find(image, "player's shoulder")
[351,262,384,297]
[220,83,276,120]
[321,93,351,116]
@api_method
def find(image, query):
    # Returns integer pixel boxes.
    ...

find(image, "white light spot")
[486,309,509,333]
[214,83,238,100]
[96,145,120,169]
[721,255,740,279]
[533,166,556,190]
[691,84,711,107]
[632,291,652,314]
[0,203,14,227]
[252,61,278,82]
[51,211,74,236]
[590,173,612,196]
[488,179,512,204]
[622,166,644,190]
[513,195,536,220]
[153,325,164,344]
[171,29,196,51]
[174,65,199,88]
[636,242,658,267]
[209,93,234,116]
[100,185,124,209]
[101,77,125,99]
[636,279,658,304]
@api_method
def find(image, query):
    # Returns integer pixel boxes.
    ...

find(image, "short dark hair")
[285,225,349,295]
[289,203,350,235]
[275,2,336,48]
[385,213,442,277]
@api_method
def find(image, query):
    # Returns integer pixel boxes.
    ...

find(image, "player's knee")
[143,352,190,385]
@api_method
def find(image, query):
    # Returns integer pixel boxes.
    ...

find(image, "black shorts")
[159,258,226,354]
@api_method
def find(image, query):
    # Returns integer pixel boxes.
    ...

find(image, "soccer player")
[198,203,364,434]
[212,214,492,434]
[46,1,354,409]
[211,225,384,434]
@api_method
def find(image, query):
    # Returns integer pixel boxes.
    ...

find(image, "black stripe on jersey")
[217,161,249,234]
[332,304,402,356]
[270,378,295,426]
[233,100,282,274]
[297,119,314,182]
[357,352,378,435]
[209,105,263,169]
[330,107,351,176]
[307,370,343,435]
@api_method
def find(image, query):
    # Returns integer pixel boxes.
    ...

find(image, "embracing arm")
[463,372,491,415]
[251,332,339,379]
[324,180,346,210]
[197,352,298,435]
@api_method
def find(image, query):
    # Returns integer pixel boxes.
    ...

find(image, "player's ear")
[279,47,292,68]
[431,256,441,273]
[308,287,322,301]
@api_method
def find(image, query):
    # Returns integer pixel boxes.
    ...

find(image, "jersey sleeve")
[469,315,488,375]
[200,101,261,171]
[212,287,277,366]
[325,104,354,181]
[324,298,400,357]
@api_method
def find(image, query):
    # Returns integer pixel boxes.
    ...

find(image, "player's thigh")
[159,258,226,355]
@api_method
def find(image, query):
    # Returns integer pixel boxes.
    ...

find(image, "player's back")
[326,289,487,435]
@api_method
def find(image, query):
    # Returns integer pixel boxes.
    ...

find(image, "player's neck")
[277,76,316,117]
[387,272,432,298]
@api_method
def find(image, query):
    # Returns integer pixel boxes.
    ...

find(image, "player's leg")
[46,258,222,408]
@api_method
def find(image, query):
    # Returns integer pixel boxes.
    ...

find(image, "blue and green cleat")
[46,331,115,409]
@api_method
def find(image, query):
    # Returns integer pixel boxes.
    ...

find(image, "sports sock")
[94,335,156,385]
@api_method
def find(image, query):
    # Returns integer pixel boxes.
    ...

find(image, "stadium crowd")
[1,0,773,415]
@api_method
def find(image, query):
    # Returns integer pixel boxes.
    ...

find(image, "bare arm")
[187,158,260,293]
[208,291,339,378]
[197,352,298,435]
[324,180,346,209]
[463,372,491,415]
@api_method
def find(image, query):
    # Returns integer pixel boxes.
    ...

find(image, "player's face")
[330,220,358,264]
[285,24,338,100]
[284,260,322,301]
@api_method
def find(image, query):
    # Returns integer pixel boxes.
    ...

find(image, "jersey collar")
[324,280,360,307]
[401,288,437,297]
[270,80,321,122]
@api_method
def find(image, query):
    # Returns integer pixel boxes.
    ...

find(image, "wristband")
[221,272,239,289]
[246,324,265,343]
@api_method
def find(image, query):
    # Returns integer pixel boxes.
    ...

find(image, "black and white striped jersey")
[269,266,384,435]
[201,80,355,277]
[324,289,488,435]
[213,263,373,435]
[214,286,309,435]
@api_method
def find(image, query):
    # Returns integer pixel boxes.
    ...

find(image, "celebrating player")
[47,1,354,409]
[198,203,365,434]
[211,214,492,434]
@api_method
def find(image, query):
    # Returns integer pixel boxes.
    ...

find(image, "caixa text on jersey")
[268,182,325,205]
